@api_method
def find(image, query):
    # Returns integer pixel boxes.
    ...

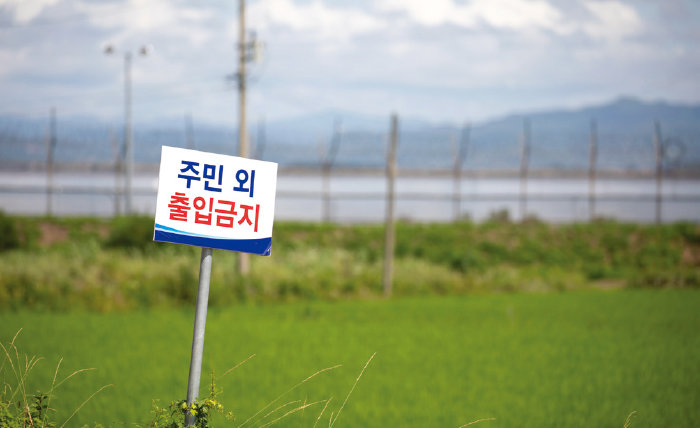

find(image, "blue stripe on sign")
[154,223,222,239]
[154,225,271,256]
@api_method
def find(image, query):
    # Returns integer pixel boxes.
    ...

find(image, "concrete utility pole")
[231,0,264,275]
[238,0,248,160]
[238,0,250,275]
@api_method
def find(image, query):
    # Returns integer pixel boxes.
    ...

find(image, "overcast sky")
[0,0,698,126]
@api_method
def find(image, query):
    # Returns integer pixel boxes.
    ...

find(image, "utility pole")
[237,0,250,275]
[232,0,264,275]
[238,0,248,161]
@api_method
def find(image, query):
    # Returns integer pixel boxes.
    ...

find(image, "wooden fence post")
[185,112,195,150]
[109,126,123,216]
[383,113,398,297]
[46,107,56,217]
[589,119,598,221]
[254,117,266,159]
[519,118,530,220]
[453,122,470,221]
[653,120,663,224]
[323,118,342,222]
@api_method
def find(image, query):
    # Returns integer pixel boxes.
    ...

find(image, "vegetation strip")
[0,214,698,311]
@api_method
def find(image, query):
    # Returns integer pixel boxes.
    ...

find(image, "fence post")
[383,113,398,297]
[322,162,330,222]
[254,117,266,159]
[109,126,123,216]
[453,122,470,221]
[46,107,56,217]
[323,118,342,222]
[589,119,598,221]
[185,112,195,150]
[451,134,460,221]
[653,120,663,224]
[519,118,530,220]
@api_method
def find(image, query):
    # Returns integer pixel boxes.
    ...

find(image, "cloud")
[0,0,695,124]
[74,0,215,47]
[248,0,384,42]
[377,0,567,33]
[377,0,644,42]
[0,48,26,78]
[0,0,60,23]
[582,1,642,41]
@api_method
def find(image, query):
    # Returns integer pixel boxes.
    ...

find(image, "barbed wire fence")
[0,109,699,224]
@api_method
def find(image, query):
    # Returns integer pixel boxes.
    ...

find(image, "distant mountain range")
[1,96,699,171]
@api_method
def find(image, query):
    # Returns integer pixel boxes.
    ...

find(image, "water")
[1,171,699,223]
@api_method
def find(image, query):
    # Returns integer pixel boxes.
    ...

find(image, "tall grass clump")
[105,215,158,251]
[0,330,110,427]
[0,211,20,252]
[142,353,376,428]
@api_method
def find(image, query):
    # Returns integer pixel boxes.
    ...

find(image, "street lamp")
[104,44,150,214]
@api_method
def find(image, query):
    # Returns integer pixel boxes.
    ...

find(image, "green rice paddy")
[2,289,698,427]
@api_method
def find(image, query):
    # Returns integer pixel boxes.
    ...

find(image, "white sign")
[153,146,278,256]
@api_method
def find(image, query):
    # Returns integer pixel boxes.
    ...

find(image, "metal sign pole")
[185,247,213,426]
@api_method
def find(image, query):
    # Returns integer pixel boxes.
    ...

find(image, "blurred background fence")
[1,111,699,224]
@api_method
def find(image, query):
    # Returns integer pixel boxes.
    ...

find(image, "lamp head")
[139,44,154,56]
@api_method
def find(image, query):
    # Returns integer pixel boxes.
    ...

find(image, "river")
[1,171,698,223]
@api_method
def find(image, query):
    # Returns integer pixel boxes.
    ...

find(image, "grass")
[0,216,698,311]
[0,215,698,425]
[0,329,112,427]
[0,290,698,427]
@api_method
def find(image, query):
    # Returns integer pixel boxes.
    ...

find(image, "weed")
[146,372,234,428]
[143,352,375,428]
[0,330,110,428]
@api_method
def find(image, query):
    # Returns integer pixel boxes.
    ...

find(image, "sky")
[0,0,699,126]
